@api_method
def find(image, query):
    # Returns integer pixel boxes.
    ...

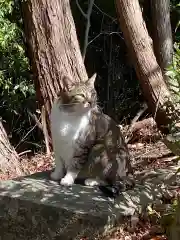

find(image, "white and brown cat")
[50,74,134,197]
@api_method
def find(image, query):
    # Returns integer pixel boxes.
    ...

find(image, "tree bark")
[0,119,23,178]
[115,0,173,134]
[150,0,173,73]
[21,0,88,121]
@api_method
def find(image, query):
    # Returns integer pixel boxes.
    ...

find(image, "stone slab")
[0,171,118,240]
[0,166,179,240]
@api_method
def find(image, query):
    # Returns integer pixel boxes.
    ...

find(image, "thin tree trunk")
[0,119,23,177]
[21,0,88,124]
[115,0,173,134]
[150,0,173,73]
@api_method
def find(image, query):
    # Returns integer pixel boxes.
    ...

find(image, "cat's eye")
[71,94,86,103]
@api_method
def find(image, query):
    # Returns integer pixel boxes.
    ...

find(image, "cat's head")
[57,73,97,107]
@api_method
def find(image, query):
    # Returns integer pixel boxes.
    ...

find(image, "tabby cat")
[50,74,134,197]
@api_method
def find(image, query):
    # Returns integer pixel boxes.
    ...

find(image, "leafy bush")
[166,43,180,103]
[0,0,179,153]
[0,0,39,152]
[147,197,180,239]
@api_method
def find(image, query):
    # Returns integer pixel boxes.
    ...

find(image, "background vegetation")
[0,0,179,154]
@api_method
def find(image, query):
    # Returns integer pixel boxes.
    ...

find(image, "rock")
[0,171,133,240]
[0,167,179,240]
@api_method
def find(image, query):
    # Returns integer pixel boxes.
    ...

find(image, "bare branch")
[76,0,87,18]
[87,31,123,46]
[125,103,148,143]
[18,150,32,157]
[83,0,95,60]
[15,123,37,150]
[41,106,51,156]
[27,109,52,148]
[27,110,43,131]
[76,0,95,60]
[129,103,148,128]
[94,3,116,21]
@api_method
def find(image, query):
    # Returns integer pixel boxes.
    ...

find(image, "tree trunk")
[115,0,173,134]
[21,0,88,124]
[0,119,23,178]
[150,0,173,73]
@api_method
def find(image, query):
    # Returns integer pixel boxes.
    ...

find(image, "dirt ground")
[20,140,173,175]
[1,140,179,239]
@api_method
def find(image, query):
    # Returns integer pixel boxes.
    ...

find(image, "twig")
[15,123,38,149]
[27,110,43,131]
[76,0,95,60]
[28,109,52,148]
[87,31,123,46]
[93,3,116,21]
[83,0,95,59]
[153,85,162,120]
[18,150,32,157]
[125,103,148,143]
[76,0,87,18]
[129,103,148,130]
[41,106,51,156]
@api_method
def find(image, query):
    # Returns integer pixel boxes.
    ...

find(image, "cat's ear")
[86,73,97,88]
[62,76,74,91]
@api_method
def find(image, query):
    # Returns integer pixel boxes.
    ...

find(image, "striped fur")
[50,74,134,197]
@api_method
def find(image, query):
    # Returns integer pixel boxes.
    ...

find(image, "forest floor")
[103,140,178,240]
[0,139,179,240]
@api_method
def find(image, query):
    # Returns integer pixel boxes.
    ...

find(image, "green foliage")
[0,0,37,151]
[164,43,180,138]
[0,0,179,153]
[166,43,180,103]
[161,198,180,238]
[147,197,180,238]
[165,0,180,133]
[170,0,180,41]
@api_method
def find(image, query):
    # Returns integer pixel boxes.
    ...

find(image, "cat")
[50,73,134,197]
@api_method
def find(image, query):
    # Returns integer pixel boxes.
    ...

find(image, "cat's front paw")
[60,174,75,186]
[84,178,102,186]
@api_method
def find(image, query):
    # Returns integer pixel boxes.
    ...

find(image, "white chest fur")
[50,102,92,168]
[50,102,107,187]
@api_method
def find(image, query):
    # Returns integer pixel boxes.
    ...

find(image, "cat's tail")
[98,177,135,198]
